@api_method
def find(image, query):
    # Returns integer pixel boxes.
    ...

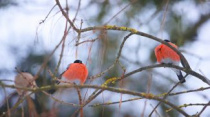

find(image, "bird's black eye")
[74,60,82,63]
[164,39,170,42]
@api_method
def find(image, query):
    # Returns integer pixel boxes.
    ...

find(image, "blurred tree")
[0,0,210,117]
[0,0,17,8]
[0,49,57,115]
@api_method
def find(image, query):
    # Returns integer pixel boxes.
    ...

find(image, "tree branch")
[0,83,189,116]
[123,64,210,85]
[55,0,79,32]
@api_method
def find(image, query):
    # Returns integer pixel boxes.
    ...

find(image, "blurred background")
[0,0,210,116]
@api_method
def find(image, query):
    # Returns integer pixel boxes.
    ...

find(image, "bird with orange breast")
[48,60,88,94]
[59,60,88,116]
[60,59,88,84]
[154,40,185,83]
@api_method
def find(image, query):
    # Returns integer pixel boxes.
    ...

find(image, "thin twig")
[116,33,133,60]
[33,37,64,81]
[75,85,83,117]
[55,0,79,32]
[141,72,152,117]
[150,104,162,117]
[197,101,210,116]
[122,64,210,85]
[166,102,210,113]
[89,64,115,81]
[3,87,10,117]
[149,82,180,117]
[104,0,136,24]
[71,90,103,117]
[159,0,169,35]
[89,97,144,107]
[39,4,56,24]
[72,0,81,23]
[54,19,68,75]
[169,87,210,96]
[75,38,99,46]
[42,91,79,106]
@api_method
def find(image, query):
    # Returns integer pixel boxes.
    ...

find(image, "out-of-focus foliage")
[0,0,210,117]
[0,0,17,8]
[0,49,57,115]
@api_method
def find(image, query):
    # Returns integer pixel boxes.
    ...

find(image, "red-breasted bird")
[154,40,185,83]
[60,60,88,84]
[15,72,37,96]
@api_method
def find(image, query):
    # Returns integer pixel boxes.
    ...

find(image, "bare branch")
[55,0,79,32]
[123,64,210,85]
[80,25,191,69]
[149,82,180,117]
[197,101,210,116]
[0,83,189,116]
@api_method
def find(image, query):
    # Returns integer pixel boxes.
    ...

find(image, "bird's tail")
[172,68,185,83]
[176,70,186,83]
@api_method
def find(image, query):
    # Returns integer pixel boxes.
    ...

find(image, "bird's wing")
[162,43,180,62]
[62,63,87,82]
[155,45,163,63]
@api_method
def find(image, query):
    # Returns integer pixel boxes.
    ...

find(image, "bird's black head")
[164,39,170,42]
[74,60,82,64]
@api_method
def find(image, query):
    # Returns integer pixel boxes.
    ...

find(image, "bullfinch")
[155,40,185,83]
[60,59,88,84]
